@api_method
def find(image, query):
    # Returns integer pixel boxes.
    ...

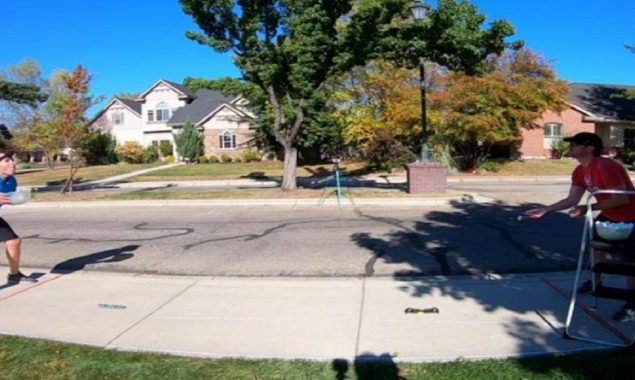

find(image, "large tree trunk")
[281,144,298,191]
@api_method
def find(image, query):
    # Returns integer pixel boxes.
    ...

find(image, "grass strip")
[1,335,634,379]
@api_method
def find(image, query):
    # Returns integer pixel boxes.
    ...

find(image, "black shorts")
[593,215,635,262]
[0,217,19,242]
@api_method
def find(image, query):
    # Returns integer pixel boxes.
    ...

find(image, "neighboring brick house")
[520,83,635,158]
[89,79,255,159]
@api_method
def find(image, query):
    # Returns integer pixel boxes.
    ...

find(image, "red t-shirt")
[571,157,635,222]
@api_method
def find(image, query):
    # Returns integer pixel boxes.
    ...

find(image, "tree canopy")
[429,48,569,170]
[180,0,516,189]
[0,80,47,108]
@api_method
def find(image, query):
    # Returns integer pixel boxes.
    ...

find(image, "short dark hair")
[563,132,604,157]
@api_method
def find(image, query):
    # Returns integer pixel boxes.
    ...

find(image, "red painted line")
[0,274,63,303]
[541,277,632,345]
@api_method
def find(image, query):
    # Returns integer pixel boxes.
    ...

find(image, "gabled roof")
[88,97,142,125]
[116,98,142,115]
[168,89,239,125]
[135,79,195,101]
[568,83,635,122]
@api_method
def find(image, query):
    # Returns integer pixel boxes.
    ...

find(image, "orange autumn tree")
[333,60,442,169]
[48,65,95,193]
[429,48,569,171]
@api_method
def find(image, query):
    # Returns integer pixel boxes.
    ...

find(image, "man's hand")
[568,205,588,218]
[0,194,11,205]
[524,208,548,219]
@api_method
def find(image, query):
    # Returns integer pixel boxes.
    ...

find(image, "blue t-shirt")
[0,176,17,208]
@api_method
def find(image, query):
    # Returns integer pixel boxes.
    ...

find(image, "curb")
[15,193,494,209]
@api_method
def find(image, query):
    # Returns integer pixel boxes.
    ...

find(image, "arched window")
[543,122,563,149]
[219,131,236,149]
[155,102,171,121]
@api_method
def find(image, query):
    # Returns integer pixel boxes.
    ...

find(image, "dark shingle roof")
[568,83,635,121]
[163,79,196,99]
[116,97,142,115]
[168,89,236,125]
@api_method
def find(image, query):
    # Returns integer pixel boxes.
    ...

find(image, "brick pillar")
[407,162,448,193]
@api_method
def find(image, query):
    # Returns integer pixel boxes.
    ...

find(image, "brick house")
[520,83,635,158]
[89,79,256,159]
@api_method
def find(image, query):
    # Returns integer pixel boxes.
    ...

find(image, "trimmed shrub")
[208,155,220,163]
[164,155,175,164]
[143,146,159,163]
[198,155,209,164]
[159,141,173,158]
[366,133,416,172]
[116,142,144,164]
[479,160,502,172]
[240,149,261,163]
[221,153,233,163]
[551,139,569,159]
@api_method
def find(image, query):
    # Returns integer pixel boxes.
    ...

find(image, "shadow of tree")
[351,199,605,375]
[240,171,269,179]
[51,244,139,274]
[577,85,635,121]
[354,200,582,277]
[44,176,91,187]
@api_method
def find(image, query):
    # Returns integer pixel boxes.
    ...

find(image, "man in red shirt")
[525,132,635,322]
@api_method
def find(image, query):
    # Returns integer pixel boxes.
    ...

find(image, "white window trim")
[543,122,563,149]
[218,130,237,150]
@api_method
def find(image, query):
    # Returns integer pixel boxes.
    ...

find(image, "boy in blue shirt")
[0,150,35,283]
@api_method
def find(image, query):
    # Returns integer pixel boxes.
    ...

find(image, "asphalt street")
[6,195,584,277]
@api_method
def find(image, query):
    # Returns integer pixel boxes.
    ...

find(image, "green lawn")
[128,161,367,182]
[127,159,584,183]
[1,335,634,379]
[14,160,586,188]
[15,163,162,187]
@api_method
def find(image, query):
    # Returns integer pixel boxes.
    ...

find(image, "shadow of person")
[51,244,139,274]
[331,358,350,380]
[0,281,18,291]
[355,353,403,380]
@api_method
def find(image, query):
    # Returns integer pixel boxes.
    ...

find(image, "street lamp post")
[406,0,446,193]
[410,0,431,162]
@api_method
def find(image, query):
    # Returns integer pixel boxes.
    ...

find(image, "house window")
[543,123,563,149]
[625,129,635,148]
[219,131,237,149]
[156,102,171,121]
[112,112,124,125]
[147,110,154,122]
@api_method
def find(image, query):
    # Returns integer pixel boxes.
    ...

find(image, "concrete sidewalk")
[0,269,626,362]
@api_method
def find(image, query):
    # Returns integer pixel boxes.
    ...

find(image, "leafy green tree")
[174,122,203,162]
[79,130,118,165]
[0,80,47,107]
[180,0,516,190]
[113,92,140,100]
[183,77,254,97]
[13,119,61,167]
[0,59,49,128]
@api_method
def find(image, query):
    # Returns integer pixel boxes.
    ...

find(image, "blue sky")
[2,0,634,114]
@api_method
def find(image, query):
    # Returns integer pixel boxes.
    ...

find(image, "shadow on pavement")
[333,353,404,380]
[354,199,582,276]
[353,199,599,375]
[51,244,139,274]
